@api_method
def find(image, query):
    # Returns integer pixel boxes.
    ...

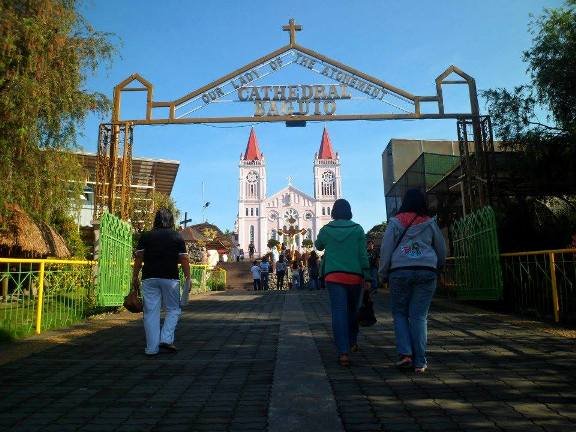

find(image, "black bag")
[357,291,377,327]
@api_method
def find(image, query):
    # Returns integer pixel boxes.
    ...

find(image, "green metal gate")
[96,212,133,306]
[451,206,503,300]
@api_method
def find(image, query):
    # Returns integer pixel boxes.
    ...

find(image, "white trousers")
[141,278,181,355]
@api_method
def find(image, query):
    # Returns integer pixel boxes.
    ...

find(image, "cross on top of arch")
[282,18,302,45]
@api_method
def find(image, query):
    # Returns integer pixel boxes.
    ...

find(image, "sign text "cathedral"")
[237,84,351,117]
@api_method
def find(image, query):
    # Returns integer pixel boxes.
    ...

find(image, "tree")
[267,238,280,250]
[0,0,115,237]
[483,1,575,145]
[366,221,387,244]
[482,0,576,249]
[302,239,314,250]
[133,191,180,232]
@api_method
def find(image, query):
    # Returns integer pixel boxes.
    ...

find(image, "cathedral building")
[237,128,342,257]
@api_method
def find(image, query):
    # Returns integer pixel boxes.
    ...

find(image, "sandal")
[414,365,427,374]
[338,354,351,367]
[395,355,413,369]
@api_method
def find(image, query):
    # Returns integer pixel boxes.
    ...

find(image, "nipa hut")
[0,204,70,258]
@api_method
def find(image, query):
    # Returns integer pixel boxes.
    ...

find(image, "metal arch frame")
[97,18,488,219]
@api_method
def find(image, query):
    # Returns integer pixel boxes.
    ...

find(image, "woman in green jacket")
[315,199,371,367]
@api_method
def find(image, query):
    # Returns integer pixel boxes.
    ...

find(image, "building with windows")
[73,152,179,227]
[236,128,342,257]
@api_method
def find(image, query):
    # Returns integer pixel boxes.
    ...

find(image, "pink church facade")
[236,128,342,257]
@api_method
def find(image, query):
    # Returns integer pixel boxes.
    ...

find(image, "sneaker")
[395,355,413,369]
[414,365,428,374]
[159,343,177,353]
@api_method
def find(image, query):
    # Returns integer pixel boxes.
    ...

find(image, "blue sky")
[78,0,562,231]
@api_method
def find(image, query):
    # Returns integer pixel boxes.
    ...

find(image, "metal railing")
[180,265,227,293]
[1,259,228,341]
[439,249,576,324]
[501,248,576,323]
[207,267,227,290]
[0,258,95,340]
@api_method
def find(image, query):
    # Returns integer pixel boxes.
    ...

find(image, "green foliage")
[483,1,575,142]
[133,191,180,232]
[302,239,314,249]
[267,238,280,250]
[50,212,87,258]
[366,221,387,243]
[482,1,576,250]
[0,0,116,238]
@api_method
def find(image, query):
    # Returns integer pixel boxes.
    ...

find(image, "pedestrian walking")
[248,242,255,259]
[307,251,320,290]
[290,260,299,289]
[260,257,270,290]
[132,208,191,356]
[298,260,305,289]
[315,199,370,367]
[250,261,261,291]
[379,189,446,374]
[275,255,287,290]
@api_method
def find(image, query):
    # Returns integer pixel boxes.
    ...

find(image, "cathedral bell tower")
[313,128,341,228]
[238,128,267,257]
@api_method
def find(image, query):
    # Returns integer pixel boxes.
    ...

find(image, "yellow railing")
[440,249,576,323]
[500,248,576,323]
[0,258,95,340]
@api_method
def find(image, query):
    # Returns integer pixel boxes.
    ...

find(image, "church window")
[296,234,301,248]
[322,207,325,216]
[283,208,298,222]
[251,208,254,216]
[271,230,277,240]
[256,208,259,216]
[327,207,331,216]
[250,225,255,243]
[307,229,312,240]
[245,208,248,216]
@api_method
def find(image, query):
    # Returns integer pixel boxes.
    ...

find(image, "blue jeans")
[389,269,437,368]
[309,276,319,290]
[261,272,269,290]
[370,268,378,291]
[141,278,181,355]
[327,282,363,355]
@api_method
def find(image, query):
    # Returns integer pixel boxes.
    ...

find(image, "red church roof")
[318,128,336,160]
[243,128,263,160]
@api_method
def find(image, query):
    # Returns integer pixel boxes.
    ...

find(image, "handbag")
[357,291,377,327]
[123,285,143,313]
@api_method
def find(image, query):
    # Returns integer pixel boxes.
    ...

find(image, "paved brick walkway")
[1,290,575,432]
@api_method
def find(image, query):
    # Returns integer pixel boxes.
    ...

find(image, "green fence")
[451,206,503,300]
[96,212,133,306]
[0,259,95,341]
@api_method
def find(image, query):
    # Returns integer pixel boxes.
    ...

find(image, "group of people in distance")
[249,249,323,291]
[131,188,445,375]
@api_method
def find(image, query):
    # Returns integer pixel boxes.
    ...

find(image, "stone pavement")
[1,289,575,432]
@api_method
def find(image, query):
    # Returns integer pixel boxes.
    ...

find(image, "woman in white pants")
[132,208,191,356]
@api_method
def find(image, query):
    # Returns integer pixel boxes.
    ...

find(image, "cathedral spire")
[243,128,263,161]
[318,127,336,160]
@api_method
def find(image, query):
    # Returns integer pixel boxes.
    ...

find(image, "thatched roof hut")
[179,226,209,243]
[0,204,70,258]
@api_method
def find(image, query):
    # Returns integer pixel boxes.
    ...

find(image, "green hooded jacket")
[315,219,370,279]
